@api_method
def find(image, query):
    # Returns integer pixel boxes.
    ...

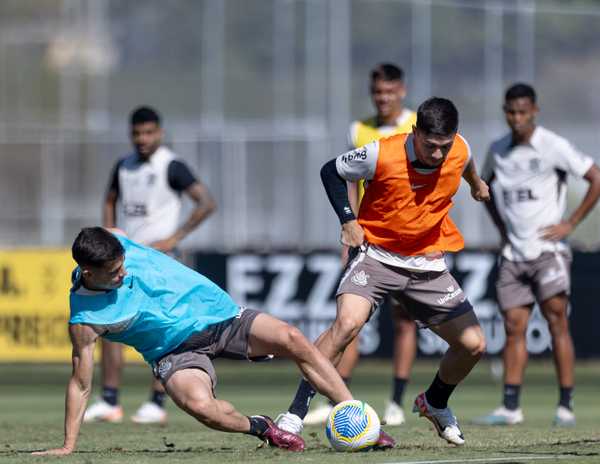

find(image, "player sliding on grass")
[276,97,489,446]
[34,227,355,456]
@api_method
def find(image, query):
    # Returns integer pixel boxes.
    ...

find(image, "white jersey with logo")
[117,146,182,244]
[482,126,594,261]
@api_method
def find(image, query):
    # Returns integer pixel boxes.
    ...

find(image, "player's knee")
[333,316,362,345]
[281,325,309,352]
[463,331,486,359]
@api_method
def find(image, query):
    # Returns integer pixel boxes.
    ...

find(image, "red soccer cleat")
[256,415,305,452]
[373,428,396,450]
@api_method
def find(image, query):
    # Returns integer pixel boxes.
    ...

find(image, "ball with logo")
[325,400,381,452]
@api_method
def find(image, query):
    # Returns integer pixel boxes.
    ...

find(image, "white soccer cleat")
[275,412,304,435]
[413,392,464,446]
[553,406,575,427]
[131,401,168,424]
[383,400,406,426]
[83,398,124,423]
[303,402,333,425]
[471,406,524,426]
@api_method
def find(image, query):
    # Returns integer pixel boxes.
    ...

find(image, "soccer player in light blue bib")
[35,227,353,456]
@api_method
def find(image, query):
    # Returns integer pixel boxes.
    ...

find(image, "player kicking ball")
[33,227,355,455]
[276,98,489,446]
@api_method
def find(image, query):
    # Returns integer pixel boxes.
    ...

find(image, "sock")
[392,377,408,406]
[150,390,166,408]
[502,384,521,411]
[328,377,351,406]
[102,386,119,406]
[288,379,317,419]
[246,415,269,437]
[425,372,456,409]
[559,386,574,411]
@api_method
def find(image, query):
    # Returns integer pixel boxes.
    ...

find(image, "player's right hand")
[32,446,73,456]
[340,220,364,248]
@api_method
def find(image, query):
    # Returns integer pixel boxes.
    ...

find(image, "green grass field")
[1,359,599,463]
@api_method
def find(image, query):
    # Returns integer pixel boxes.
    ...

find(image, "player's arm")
[320,142,378,247]
[541,163,600,241]
[102,161,121,228]
[33,324,98,456]
[151,161,216,252]
[462,158,490,202]
[482,173,509,244]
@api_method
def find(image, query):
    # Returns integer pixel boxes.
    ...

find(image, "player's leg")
[473,257,534,426]
[131,377,168,424]
[248,312,354,405]
[304,337,359,425]
[164,367,304,451]
[540,292,575,425]
[281,293,372,424]
[83,339,124,423]
[413,310,485,446]
[384,305,416,425]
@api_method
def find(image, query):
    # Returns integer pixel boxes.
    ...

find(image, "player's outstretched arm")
[32,324,97,456]
[462,158,490,202]
[540,163,600,241]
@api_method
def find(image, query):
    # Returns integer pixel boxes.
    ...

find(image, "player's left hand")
[470,179,490,202]
[539,222,573,241]
[32,446,73,456]
[150,237,178,252]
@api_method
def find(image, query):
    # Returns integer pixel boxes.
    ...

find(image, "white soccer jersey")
[482,126,594,261]
[114,146,186,244]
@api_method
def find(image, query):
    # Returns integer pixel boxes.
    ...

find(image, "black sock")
[392,377,408,405]
[246,415,269,437]
[150,390,166,408]
[102,386,119,406]
[559,386,574,411]
[425,372,456,409]
[502,384,521,411]
[288,379,317,419]
[328,377,351,406]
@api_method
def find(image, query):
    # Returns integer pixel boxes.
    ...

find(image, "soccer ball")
[325,400,381,452]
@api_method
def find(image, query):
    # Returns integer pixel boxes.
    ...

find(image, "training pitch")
[1,359,599,463]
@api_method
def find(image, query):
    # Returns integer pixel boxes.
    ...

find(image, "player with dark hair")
[33,227,355,456]
[84,106,216,424]
[305,62,418,426]
[475,83,600,426]
[277,97,489,446]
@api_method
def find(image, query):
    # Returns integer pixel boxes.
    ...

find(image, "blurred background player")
[475,83,600,426]
[83,106,216,424]
[304,63,418,426]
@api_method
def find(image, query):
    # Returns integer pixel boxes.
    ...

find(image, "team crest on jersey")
[351,270,370,287]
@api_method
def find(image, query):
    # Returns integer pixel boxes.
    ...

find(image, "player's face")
[412,128,456,168]
[83,256,127,290]
[503,97,538,138]
[370,79,405,119]
[131,122,162,159]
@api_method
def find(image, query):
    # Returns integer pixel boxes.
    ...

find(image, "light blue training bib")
[69,235,239,363]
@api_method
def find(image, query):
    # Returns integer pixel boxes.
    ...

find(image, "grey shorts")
[152,308,261,389]
[336,250,473,327]
[496,251,572,311]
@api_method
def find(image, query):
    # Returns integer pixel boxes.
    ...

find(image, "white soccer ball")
[325,400,381,452]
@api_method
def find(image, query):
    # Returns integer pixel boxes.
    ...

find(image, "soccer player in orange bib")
[276,97,489,447]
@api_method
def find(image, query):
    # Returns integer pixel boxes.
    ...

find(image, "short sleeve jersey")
[483,126,594,261]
